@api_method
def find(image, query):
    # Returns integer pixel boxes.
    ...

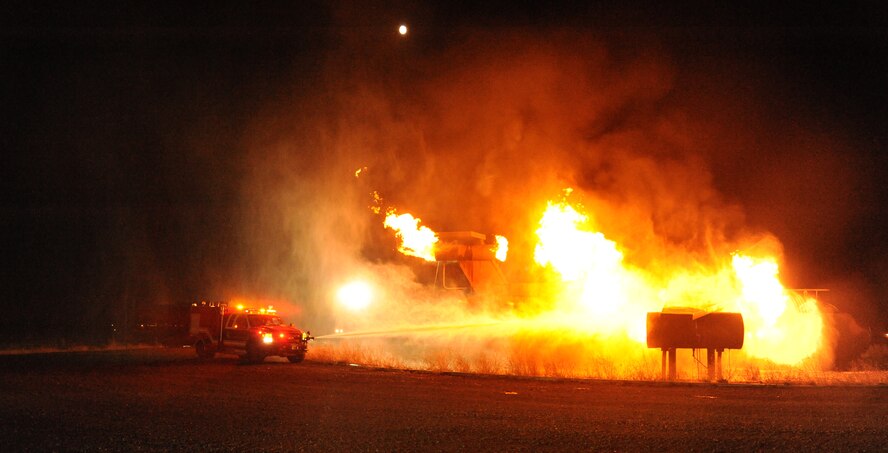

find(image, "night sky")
[2,2,887,344]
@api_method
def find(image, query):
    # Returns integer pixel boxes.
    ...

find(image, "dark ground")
[0,348,885,451]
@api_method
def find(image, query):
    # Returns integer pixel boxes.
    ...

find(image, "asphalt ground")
[0,348,885,451]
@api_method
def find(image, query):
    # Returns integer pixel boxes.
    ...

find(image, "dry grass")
[307,333,888,385]
[452,355,472,373]
[6,339,885,385]
[852,344,888,371]
[424,350,453,372]
[754,368,888,385]
[473,353,502,374]
[309,341,408,369]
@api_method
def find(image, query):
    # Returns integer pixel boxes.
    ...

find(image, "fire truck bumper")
[264,342,308,356]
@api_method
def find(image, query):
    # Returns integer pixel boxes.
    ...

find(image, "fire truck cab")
[189,302,312,364]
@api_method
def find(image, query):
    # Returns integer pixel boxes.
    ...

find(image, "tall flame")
[534,202,622,282]
[730,254,824,364]
[493,235,509,262]
[533,201,651,342]
[383,211,439,262]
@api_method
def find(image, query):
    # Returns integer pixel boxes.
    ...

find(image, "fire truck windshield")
[248,314,284,327]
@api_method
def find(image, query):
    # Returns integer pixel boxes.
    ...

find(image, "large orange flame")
[730,254,824,364]
[531,198,825,365]
[493,235,509,262]
[383,210,439,262]
[533,201,653,342]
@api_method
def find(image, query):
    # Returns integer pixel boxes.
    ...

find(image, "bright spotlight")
[337,281,373,311]
[398,24,408,35]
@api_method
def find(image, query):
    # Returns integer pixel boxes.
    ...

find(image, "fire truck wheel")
[287,353,305,363]
[195,339,215,359]
[245,342,266,364]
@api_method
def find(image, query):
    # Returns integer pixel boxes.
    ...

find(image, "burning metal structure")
[433,231,507,296]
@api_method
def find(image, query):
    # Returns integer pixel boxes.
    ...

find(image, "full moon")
[398,24,408,35]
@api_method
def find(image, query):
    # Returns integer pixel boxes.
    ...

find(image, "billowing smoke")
[232,27,872,375]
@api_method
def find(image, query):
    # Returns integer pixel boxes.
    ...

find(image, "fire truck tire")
[287,353,305,363]
[245,342,266,364]
[195,339,215,359]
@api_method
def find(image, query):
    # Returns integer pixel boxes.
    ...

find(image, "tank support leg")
[707,349,716,382]
[661,348,678,381]
[668,348,677,381]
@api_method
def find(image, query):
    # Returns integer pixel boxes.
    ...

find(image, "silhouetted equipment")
[433,231,506,295]
[647,311,744,382]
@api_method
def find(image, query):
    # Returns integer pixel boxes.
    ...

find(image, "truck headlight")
[262,333,274,344]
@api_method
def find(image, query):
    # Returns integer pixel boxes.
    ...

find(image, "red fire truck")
[188,302,312,364]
